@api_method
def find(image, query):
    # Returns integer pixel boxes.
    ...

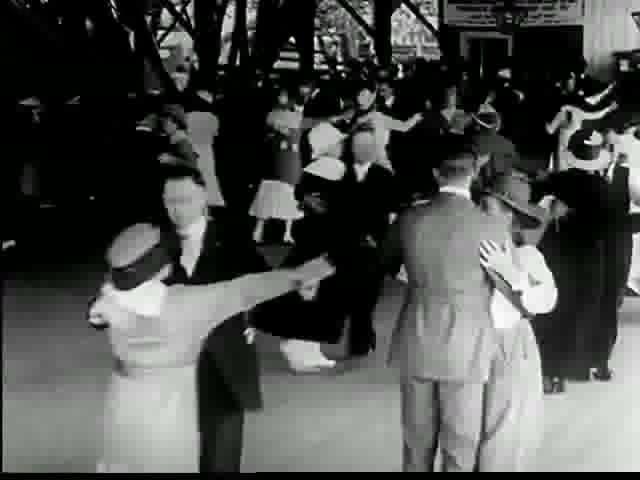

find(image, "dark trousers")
[594,226,633,368]
[198,356,245,473]
[337,244,384,355]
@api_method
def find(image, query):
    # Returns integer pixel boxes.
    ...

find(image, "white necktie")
[354,165,368,183]
[181,234,199,277]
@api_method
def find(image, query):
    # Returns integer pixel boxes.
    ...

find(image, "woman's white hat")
[567,129,610,171]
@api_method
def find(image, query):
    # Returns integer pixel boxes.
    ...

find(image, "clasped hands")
[293,255,336,301]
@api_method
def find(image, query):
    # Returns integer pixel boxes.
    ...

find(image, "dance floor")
[3,242,640,472]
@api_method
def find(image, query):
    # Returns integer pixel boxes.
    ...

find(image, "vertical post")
[374,0,393,68]
[193,0,228,93]
[253,0,280,72]
[293,0,317,77]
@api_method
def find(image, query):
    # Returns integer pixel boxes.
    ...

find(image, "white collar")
[179,215,207,240]
[354,162,373,180]
[102,281,168,318]
[440,185,472,200]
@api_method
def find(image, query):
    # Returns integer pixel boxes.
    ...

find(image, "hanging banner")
[443,0,585,27]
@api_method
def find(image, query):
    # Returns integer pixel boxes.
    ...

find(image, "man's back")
[388,193,508,383]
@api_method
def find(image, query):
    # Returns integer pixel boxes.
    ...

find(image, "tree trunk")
[115,0,178,96]
[374,0,393,68]
[229,0,249,68]
[193,0,229,93]
[292,0,317,77]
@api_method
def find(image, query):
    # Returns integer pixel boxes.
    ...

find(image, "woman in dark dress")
[593,131,640,381]
[531,129,612,395]
[252,123,349,372]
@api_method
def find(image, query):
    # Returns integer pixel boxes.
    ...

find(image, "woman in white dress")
[250,87,305,244]
[348,80,423,172]
[477,173,557,471]
[186,91,226,208]
[617,127,640,293]
[89,223,335,473]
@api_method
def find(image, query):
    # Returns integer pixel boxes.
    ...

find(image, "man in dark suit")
[381,146,510,472]
[329,128,401,358]
[595,133,640,380]
[159,164,266,472]
[469,111,518,200]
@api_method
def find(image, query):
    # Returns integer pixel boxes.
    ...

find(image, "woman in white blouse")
[347,80,423,172]
[612,126,640,293]
[476,173,557,472]
[90,223,335,473]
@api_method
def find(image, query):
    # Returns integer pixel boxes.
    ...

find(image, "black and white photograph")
[2,0,640,473]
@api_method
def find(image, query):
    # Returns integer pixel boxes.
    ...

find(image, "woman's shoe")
[280,340,336,373]
[543,377,566,395]
[592,367,614,382]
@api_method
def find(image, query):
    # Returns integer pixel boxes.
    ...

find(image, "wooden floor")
[2,252,640,472]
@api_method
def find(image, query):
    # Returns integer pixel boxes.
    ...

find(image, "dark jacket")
[328,162,402,254]
[164,213,268,417]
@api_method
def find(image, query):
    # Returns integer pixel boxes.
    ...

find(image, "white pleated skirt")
[249,180,304,221]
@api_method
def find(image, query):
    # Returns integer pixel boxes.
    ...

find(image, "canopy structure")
[3,0,442,100]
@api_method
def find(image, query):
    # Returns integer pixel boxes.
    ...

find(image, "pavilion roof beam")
[159,0,195,36]
[334,0,376,40]
[400,0,441,44]
[157,0,195,44]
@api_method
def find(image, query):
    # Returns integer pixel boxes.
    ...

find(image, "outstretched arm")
[585,82,615,106]
[178,257,336,340]
[379,112,423,133]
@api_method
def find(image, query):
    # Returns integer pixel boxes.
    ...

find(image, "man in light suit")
[381,146,510,472]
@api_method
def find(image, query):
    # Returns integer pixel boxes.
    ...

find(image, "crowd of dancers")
[10,55,640,473]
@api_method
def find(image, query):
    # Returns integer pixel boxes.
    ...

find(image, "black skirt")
[251,208,348,344]
[532,225,606,378]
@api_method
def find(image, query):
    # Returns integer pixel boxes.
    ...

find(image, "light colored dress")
[249,110,305,221]
[187,111,225,207]
[91,276,285,473]
[480,244,557,472]
[628,161,640,293]
[616,131,640,293]
[351,111,398,172]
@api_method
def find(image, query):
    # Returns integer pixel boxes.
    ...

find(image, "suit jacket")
[329,163,401,252]
[381,193,509,383]
[164,213,267,415]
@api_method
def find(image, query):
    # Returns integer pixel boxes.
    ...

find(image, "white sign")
[444,0,585,27]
